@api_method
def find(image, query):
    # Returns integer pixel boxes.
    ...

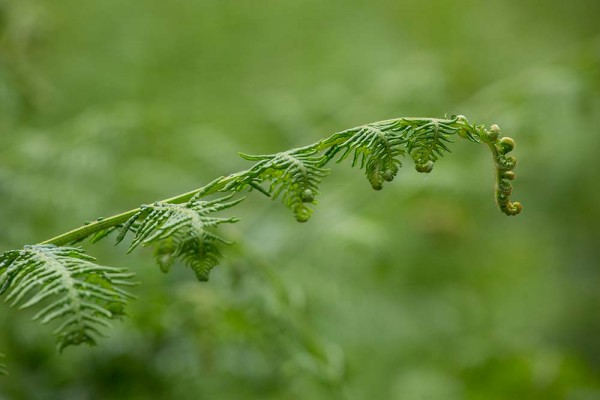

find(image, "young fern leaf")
[0,245,135,351]
[238,149,329,222]
[321,120,406,190]
[116,195,243,281]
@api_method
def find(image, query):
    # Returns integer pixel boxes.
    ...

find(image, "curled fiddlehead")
[468,122,523,216]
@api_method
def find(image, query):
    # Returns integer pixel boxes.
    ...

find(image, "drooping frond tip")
[469,122,522,216]
[493,136,522,216]
[0,245,136,351]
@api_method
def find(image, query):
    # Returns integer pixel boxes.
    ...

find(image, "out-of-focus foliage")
[0,0,599,399]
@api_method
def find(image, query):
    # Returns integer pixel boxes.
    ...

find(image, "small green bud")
[455,115,467,123]
[294,205,312,222]
[502,201,523,216]
[415,161,434,173]
[300,189,314,203]
[497,156,517,171]
[296,212,310,223]
[502,171,516,180]
[499,137,515,154]
[382,169,395,182]
[371,181,383,191]
[488,124,500,141]
[498,181,512,195]
[510,201,523,215]
[497,192,508,204]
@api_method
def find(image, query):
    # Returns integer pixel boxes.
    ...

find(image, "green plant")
[0,115,522,369]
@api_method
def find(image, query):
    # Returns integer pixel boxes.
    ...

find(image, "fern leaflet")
[238,149,329,222]
[116,194,243,281]
[321,120,407,190]
[0,245,135,351]
[404,118,456,172]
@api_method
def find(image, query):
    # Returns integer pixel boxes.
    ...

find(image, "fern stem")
[39,173,245,246]
[40,210,139,246]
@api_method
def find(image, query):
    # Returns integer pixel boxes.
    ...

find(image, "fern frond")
[0,245,135,351]
[238,149,329,222]
[321,120,406,190]
[0,114,522,369]
[117,195,243,280]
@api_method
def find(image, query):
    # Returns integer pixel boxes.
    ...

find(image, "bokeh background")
[1,0,599,399]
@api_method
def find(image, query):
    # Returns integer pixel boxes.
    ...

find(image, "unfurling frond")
[239,149,329,222]
[465,121,523,216]
[117,195,243,281]
[0,245,135,351]
[492,136,522,216]
[321,120,406,190]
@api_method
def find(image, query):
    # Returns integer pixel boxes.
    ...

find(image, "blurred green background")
[1,0,599,399]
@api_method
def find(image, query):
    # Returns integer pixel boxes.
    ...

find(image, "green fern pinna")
[0,115,521,371]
